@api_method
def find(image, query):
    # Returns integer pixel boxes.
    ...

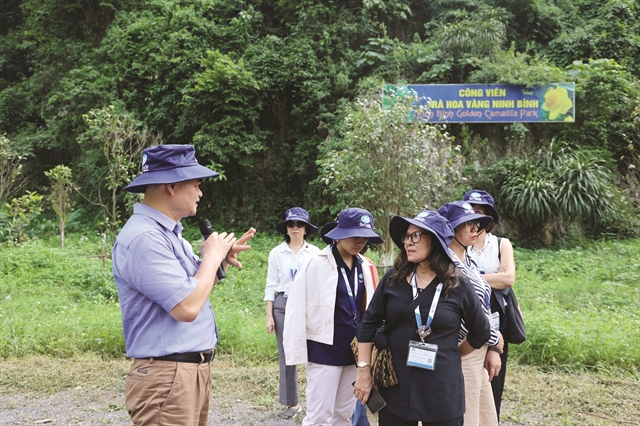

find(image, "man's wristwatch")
[357,361,371,368]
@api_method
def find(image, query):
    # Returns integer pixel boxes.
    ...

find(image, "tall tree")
[45,165,75,249]
[317,92,464,266]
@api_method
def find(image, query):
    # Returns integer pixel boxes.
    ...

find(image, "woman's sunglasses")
[286,221,306,228]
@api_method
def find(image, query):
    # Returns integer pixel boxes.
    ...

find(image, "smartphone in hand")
[365,387,386,414]
[352,382,387,415]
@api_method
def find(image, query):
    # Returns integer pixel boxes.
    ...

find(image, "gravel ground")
[0,386,526,426]
[1,358,637,426]
[0,389,305,425]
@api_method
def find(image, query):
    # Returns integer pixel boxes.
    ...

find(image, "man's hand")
[200,231,236,264]
[225,227,256,269]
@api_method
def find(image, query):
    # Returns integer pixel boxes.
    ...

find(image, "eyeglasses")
[287,221,305,228]
[464,220,481,229]
[403,231,423,244]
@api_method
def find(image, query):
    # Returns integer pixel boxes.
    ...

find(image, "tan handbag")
[371,345,398,388]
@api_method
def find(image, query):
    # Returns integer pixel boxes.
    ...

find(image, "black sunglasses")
[286,221,306,229]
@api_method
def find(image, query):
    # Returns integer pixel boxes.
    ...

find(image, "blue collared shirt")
[112,203,217,358]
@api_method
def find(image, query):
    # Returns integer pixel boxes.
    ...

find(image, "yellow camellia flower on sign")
[564,115,574,122]
[542,86,573,120]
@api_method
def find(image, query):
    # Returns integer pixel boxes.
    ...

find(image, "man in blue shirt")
[112,144,255,425]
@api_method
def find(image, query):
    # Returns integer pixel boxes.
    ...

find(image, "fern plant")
[488,141,623,243]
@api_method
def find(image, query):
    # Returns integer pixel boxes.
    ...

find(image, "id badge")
[406,340,438,370]
[490,311,500,330]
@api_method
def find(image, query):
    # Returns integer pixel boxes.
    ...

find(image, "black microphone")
[198,219,226,280]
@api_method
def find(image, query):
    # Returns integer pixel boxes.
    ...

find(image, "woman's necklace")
[416,272,435,287]
[473,232,488,256]
[472,243,485,257]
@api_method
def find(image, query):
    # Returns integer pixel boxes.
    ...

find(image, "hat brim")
[275,217,318,235]
[466,200,500,224]
[389,216,452,260]
[320,222,338,244]
[124,164,220,193]
[449,213,493,233]
[324,226,384,245]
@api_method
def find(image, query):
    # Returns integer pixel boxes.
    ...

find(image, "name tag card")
[490,311,500,330]
[406,341,438,370]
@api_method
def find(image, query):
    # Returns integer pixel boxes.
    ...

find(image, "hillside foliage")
[1,0,640,244]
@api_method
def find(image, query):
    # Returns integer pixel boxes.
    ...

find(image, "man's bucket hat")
[437,201,493,232]
[463,189,500,224]
[389,210,454,259]
[324,208,384,244]
[124,144,219,193]
[275,207,318,235]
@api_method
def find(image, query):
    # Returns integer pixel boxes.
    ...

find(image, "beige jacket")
[283,245,375,366]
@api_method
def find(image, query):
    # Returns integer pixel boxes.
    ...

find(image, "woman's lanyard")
[411,272,443,342]
[463,254,491,311]
[340,266,359,324]
[289,246,303,281]
[284,247,303,298]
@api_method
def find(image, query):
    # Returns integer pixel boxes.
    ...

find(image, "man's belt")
[153,351,215,364]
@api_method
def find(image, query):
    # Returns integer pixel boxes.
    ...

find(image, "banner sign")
[382,83,575,123]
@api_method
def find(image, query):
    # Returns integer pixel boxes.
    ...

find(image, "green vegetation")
[512,240,640,372]
[2,0,640,245]
[317,93,463,265]
[1,233,638,375]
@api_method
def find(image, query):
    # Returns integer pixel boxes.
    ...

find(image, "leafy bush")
[3,191,44,243]
[476,141,635,244]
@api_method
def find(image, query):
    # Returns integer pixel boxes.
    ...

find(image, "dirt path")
[0,389,300,425]
[1,356,638,425]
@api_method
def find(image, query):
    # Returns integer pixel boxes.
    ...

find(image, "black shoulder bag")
[497,237,526,344]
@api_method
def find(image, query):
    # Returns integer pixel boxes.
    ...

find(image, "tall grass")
[511,240,640,371]
[0,233,638,373]
[0,235,123,357]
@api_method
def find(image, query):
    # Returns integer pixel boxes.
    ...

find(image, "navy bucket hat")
[389,210,454,259]
[124,144,219,193]
[437,201,493,232]
[463,189,500,224]
[324,208,384,244]
[275,207,318,235]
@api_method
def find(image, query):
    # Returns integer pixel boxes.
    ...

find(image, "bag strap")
[497,237,502,261]
[383,276,439,335]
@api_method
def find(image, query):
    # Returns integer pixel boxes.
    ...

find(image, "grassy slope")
[512,241,640,370]
[0,233,638,373]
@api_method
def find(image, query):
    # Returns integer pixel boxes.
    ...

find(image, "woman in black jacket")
[353,210,491,426]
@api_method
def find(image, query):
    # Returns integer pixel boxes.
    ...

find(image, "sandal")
[281,406,302,419]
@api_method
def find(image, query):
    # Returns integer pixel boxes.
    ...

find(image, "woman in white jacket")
[284,208,383,426]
